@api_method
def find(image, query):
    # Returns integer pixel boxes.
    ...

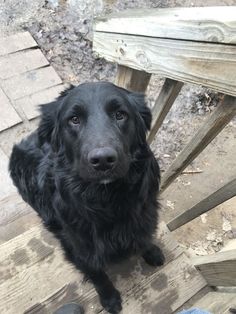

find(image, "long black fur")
[9,82,164,313]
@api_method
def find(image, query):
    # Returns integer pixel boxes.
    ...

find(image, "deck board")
[1,67,62,100]
[0,148,16,197]
[193,291,236,314]
[0,31,63,131]
[0,88,22,132]
[0,49,49,79]
[0,213,207,314]
[15,84,65,120]
[0,32,37,56]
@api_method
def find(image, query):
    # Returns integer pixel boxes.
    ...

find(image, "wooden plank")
[193,292,236,314]
[35,223,184,314]
[0,220,183,313]
[0,88,22,132]
[193,249,236,286]
[0,49,49,79]
[153,221,183,262]
[115,65,151,92]
[0,193,39,245]
[78,253,206,314]
[161,95,236,192]
[1,66,62,100]
[0,211,40,245]
[101,254,206,314]
[25,282,96,314]
[148,79,183,144]
[167,178,236,231]
[0,224,92,314]
[0,149,16,198]
[175,286,213,314]
[0,193,31,228]
[0,244,83,314]
[93,32,236,97]
[0,32,37,56]
[95,7,236,44]
[0,225,59,285]
[15,84,65,120]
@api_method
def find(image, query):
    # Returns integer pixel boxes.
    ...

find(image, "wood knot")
[135,51,151,69]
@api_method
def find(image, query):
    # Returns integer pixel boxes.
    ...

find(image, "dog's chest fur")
[55,179,157,264]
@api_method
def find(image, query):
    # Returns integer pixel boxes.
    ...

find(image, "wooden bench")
[93,6,236,313]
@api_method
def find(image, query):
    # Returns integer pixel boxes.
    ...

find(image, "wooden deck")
[0,29,235,314]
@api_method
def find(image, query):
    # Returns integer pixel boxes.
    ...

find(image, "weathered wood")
[0,211,40,245]
[0,220,183,313]
[0,32,37,56]
[29,221,183,313]
[115,65,151,92]
[161,95,236,192]
[41,254,205,314]
[0,192,40,245]
[193,249,236,286]
[0,193,31,228]
[0,243,83,314]
[0,88,22,132]
[0,149,16,198]
[167,178,236,231]
[193,291,236,314]
[0,49,49,79]
[0,224,87,314]
[0,225,59,285]
[15,84,65,120]
[1,66,62,100]
[175,286,213,314]
[148,79,183,144]
[95,7,236,44]
[93,32,236,97]
[103,254,206,314]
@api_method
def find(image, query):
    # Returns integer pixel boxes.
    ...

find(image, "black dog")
[9,82,165,313]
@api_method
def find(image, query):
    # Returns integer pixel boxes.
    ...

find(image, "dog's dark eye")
[70,116,80,125]
[115,111,127,121]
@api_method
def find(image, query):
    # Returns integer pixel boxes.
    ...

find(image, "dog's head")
[38,82,152,183]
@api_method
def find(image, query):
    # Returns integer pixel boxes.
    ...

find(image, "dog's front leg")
[142,243,165,267]
[84,268,122,314]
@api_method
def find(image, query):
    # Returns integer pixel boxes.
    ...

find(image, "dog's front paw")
[142,244,165,267]
[100,287,122,314]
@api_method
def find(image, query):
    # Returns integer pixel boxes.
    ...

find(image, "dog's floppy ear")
[127,92,152,131]
[38,85,75,151]
[38,101,60,151]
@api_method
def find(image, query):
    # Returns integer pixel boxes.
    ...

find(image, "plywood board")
[0,221,185,313]
[0,148,16,198]
[16,84,65,120]
[0,32,37,56]
[1,67,62,100]
[0,88,22,132]
[0,49,49,79]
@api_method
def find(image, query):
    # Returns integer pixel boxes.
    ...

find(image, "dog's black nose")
[88,147,118,171]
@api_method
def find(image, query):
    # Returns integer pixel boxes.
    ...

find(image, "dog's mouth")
[76,162,130,183]
[99,178,114,185]
[85,168,122,183]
